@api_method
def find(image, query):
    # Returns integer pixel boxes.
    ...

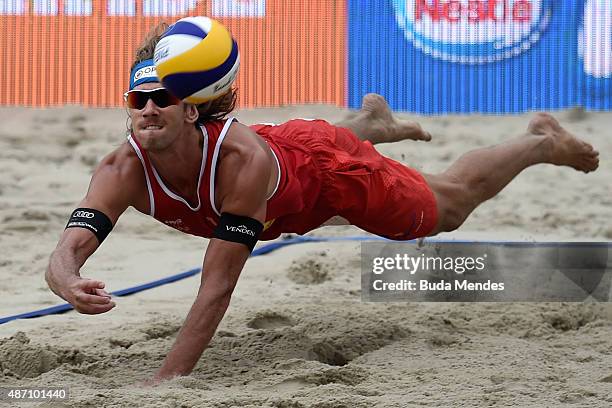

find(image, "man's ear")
[184,103,199,124]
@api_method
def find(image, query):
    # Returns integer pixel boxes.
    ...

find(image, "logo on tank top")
[164,218,190,232]
[390,0,552,64]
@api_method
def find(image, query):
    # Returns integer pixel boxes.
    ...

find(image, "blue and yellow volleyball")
[153,16,240,104]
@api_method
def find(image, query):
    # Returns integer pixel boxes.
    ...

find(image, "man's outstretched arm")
[152,123,271,381]
[46,148,140,313]
[152,238,251,380]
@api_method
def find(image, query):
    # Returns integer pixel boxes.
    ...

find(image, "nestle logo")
[392,0,550,64]
[74,211,94,218]
[226,225,255,236]
[415,0,534,23]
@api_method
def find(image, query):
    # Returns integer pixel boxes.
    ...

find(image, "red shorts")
[276,120,439,240]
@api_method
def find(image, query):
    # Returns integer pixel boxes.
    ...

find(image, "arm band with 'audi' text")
[65,208,113,244]
[213,212,264,251]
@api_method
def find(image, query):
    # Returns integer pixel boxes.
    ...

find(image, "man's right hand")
[63,278,116,315]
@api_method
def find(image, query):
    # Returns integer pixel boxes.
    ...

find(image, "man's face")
[127,82,187,151]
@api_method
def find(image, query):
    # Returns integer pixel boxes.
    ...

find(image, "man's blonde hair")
[132,22,238,122]
[131,23,169,71]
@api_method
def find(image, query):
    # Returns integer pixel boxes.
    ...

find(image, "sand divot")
[308,320,408,365]
[107,319,181,351]
[142,321,182,340]
[0,332,89,379]
[247,311,295,330]
[308,341,349,366]
[0,332,59,378]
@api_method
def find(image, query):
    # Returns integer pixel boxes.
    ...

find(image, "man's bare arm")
[46,147,143,314]
[152,124,271,380]
[152,239,251,379]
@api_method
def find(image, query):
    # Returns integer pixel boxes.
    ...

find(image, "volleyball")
[153,16,240,104]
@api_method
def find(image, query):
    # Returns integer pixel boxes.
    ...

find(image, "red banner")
[0,1,346,107]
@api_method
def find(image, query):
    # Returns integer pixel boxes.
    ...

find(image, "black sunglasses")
[123,88,181,110]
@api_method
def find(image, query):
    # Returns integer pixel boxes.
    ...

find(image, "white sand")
[1,105,611,407]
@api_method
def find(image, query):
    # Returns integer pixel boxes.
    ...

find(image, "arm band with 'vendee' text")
[65,208,113,244]
[213,212,264,251]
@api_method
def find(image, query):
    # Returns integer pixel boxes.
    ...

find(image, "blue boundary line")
[1,236,609,325]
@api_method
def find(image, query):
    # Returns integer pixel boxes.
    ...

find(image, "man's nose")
[142,97,159,115]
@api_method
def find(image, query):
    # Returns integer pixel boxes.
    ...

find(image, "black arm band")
[213,212,264,251]
[65,208,113,244]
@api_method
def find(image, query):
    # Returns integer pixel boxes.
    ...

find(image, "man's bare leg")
[336,93,432,144]
[425,113,600,235]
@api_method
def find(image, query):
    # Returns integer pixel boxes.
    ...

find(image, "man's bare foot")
[338,93,432,144]
[528,113,599,173]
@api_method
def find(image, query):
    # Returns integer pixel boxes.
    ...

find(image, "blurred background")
[0,0,610,112]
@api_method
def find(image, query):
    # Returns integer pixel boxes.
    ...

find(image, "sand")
[0,105,611,407]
